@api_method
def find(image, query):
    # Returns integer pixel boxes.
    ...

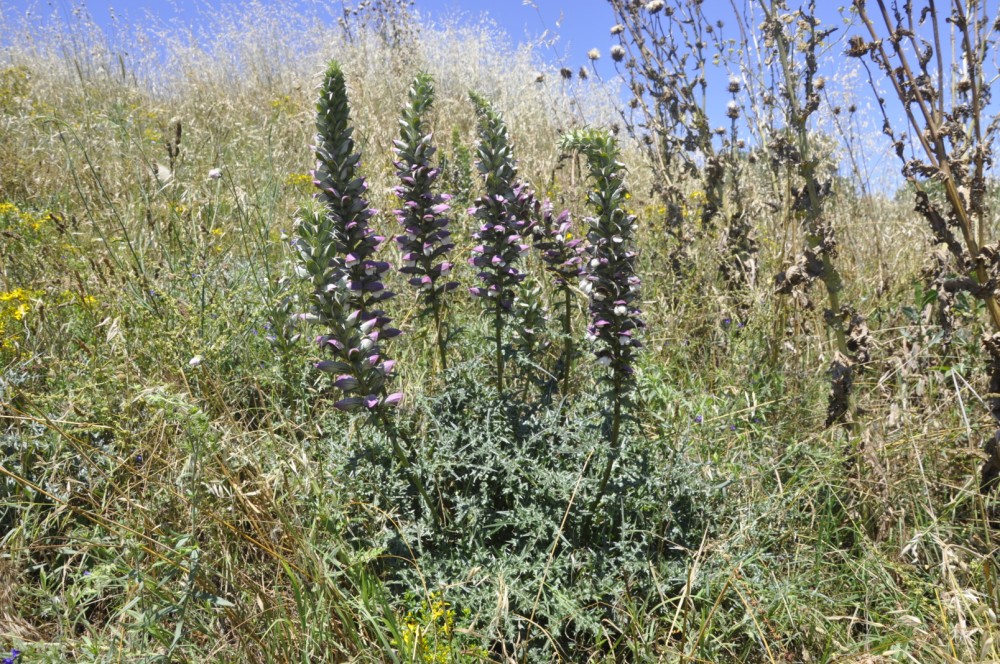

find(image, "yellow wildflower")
[285,172,313,188]
[0,288,36,351]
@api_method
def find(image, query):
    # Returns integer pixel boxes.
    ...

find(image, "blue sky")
[4,0,619,74]
[1,0,851,116]
[0,0,907,191]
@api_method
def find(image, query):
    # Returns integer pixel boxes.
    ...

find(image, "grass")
[2,1,1000,662]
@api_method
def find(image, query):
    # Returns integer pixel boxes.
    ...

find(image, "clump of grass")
[7,1,1000,662]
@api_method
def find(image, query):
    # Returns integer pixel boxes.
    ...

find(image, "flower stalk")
[392,72,457,371]
[533,200,585,395]
[293,61,435,520]
[560,128,644,506]
[467,92,536,393]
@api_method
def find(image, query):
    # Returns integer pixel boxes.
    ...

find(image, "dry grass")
[2,1,1000,662]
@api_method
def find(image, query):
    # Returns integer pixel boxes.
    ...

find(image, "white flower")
[208,168,222,180]
[597,355,612,367]
[614,305,627,316]
[189,355,203,367]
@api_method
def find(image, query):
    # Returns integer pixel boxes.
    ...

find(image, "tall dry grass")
[2,1,1000,662]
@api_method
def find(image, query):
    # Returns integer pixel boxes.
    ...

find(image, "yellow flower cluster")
[681,189,707,221]
[0,66,30,112]
[0,200,47,230]
[59,289,97,307]
[0,288,35,350]
[284,172,313,189]
[399,592,463,663]
[270,95,297,115]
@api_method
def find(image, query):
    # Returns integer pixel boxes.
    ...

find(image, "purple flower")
[393,73,456,370]
[468,92,539,391]
[294,61,401,412]
[532,200,586,287]
[334,396,363,411]
[561,130,644,380]
[468,94,536,315]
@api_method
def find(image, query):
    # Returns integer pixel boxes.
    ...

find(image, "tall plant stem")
[591,373,624,512]
[765,0,850,358]
[377,412,439,527]
[431,297,448,372]
[494,304,504,393]
[561,287,573,397]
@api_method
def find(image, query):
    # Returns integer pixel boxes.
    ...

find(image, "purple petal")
[333,375,359,390]
[334,397,363,411]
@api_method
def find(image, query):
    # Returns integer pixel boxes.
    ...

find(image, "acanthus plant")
[293,60,437,521]
[467,92,536,393]
[532,200,586,395]
[392,72,457,371]
[560,127,644,505]
[293,60,401,414]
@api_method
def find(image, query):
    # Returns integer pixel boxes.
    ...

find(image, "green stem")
[561,286,573,396]
[377,411,439,526]
[495,302,504,393]
[432,295,448,372]
[591,371,624,513]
